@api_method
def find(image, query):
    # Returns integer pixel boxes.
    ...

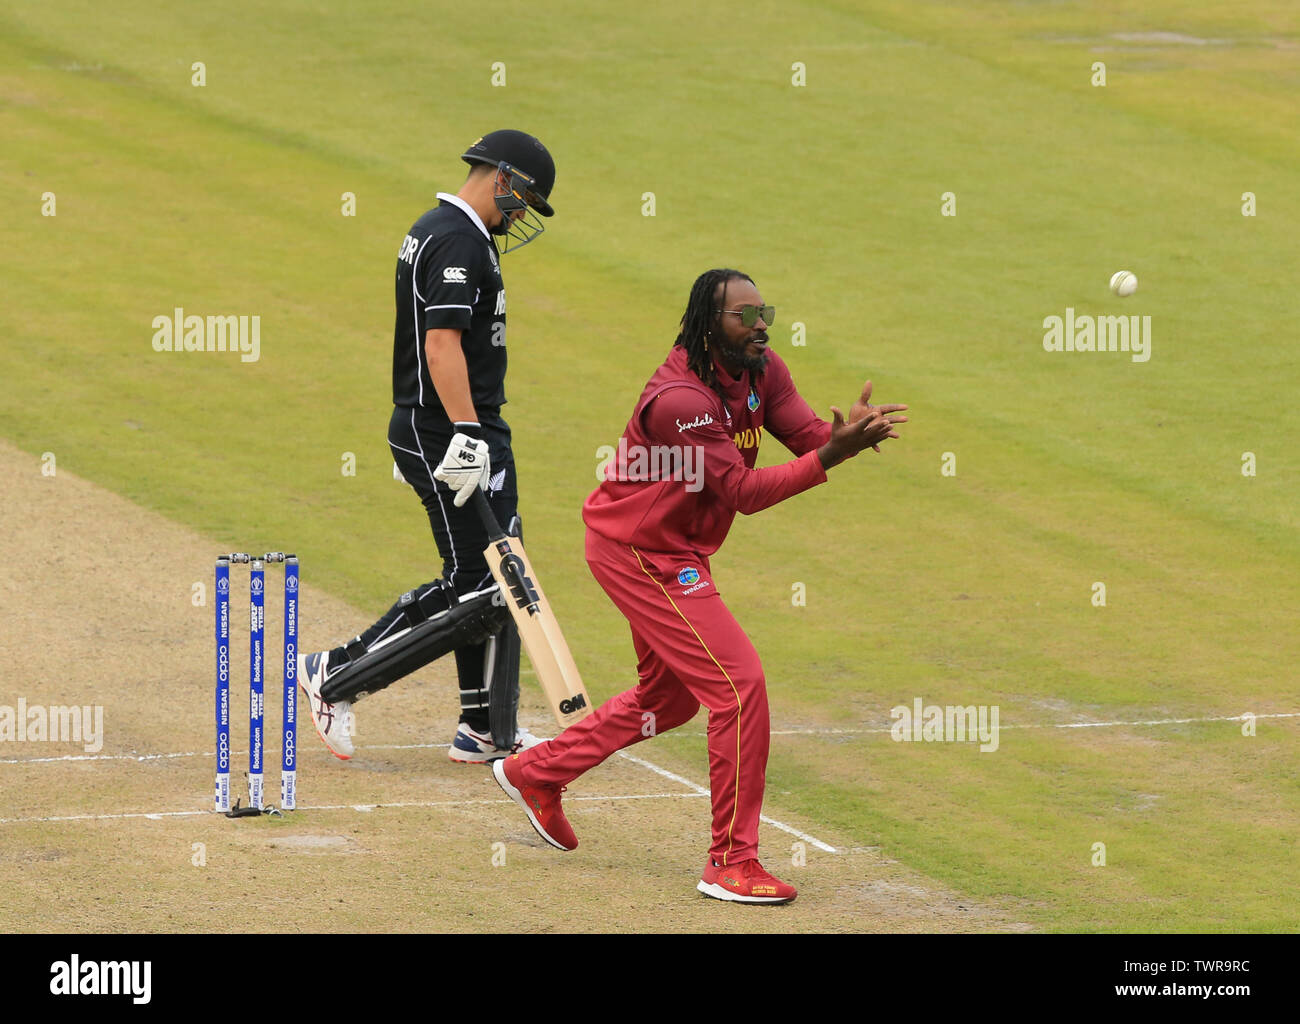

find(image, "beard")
[736,332,770,373]
[711,330,771,376]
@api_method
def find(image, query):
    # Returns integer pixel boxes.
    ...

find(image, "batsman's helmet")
[461,130,555,253]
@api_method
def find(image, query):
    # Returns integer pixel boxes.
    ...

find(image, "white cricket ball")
[1109,270,1138,297]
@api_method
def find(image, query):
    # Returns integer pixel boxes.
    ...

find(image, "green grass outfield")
[2,0,1297,931]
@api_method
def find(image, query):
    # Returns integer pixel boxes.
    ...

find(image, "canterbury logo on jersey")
[442,267,468,283]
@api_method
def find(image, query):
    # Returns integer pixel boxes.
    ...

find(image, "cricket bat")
[472,489,593,730]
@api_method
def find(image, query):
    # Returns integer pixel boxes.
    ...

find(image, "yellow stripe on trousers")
[631,546,742,867]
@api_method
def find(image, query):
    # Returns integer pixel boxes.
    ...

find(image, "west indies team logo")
[747,389,760,412]
[677,568,700,586]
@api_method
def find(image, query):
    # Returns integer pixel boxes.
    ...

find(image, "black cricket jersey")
[392,193,507,416]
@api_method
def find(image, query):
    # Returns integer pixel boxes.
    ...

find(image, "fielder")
[297,130,557,763]
[493,268,907,903]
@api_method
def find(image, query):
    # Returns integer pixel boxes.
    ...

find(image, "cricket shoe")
[697,858,797,905]
[492,754,577,851]
[448,722,545,764]
[297,651,354,760]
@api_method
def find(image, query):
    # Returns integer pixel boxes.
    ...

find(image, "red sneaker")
[492,754,578,852]
[697,858,797,904]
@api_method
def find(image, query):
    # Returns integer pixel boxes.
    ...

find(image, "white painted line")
[4,710,1293,766]
[7,710,1292,851]
[0,808,208,824]
[617,751,838,854]
[688,710,1300,739]
[0,791,710,827]
[616,751,709,794]
[572,792,707,803]
[0,750,209,765]
[756,813,838,854]
[4,710,1292,766]
[1001,712,1299,730]
[364,742,450,751]
[0,741,455,766]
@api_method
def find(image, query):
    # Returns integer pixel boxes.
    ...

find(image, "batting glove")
[434,431,491,508]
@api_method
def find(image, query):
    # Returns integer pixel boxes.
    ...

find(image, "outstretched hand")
[818,380,908,469]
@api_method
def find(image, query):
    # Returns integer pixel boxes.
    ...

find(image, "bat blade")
[479,522,592,730]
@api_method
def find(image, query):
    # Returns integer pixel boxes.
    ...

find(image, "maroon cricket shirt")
[583,345,832,555]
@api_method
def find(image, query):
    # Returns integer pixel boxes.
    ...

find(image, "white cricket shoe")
[298,651,354,760]
[448,723,546,764]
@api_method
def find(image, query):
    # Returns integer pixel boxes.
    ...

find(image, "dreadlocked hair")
[673,268,753,395]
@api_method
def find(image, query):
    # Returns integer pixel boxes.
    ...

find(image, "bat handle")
[471,487,507,542]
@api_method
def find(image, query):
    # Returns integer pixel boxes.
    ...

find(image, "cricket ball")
[1109,270,1138,297]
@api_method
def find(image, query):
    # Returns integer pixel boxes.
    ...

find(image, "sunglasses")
[714,304,776,328]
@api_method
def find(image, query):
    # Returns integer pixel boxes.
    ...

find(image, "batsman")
[494,268,907,903]
[297,130,557,764]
